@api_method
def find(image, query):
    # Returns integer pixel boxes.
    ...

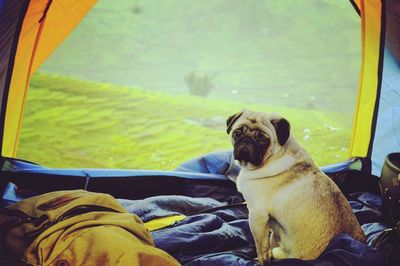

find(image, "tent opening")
[16,0,361,170]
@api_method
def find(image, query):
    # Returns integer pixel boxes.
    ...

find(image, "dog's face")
[227,110,290,168]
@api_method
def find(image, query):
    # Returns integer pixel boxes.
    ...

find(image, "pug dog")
[226,110,366,265]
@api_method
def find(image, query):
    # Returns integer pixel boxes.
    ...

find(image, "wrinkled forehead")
[234,111,280,132]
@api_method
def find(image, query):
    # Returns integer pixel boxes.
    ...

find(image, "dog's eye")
[257,134,269,143]
[233,129,242,138]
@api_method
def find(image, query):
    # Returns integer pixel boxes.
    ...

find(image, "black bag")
[374,153,400,266]
[380,153,400,226]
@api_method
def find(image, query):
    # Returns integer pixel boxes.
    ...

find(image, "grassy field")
[41,0,360,113]
[17,72,352,170]
[18,1,360,170]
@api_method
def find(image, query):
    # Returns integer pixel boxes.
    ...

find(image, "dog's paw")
[257,251,271,265]
[271,247,287,260]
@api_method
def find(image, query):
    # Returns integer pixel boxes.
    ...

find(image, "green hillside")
[40,0,360,113]
[29,1,360,170]
[17,73,352,170]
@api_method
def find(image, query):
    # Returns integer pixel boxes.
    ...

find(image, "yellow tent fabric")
[350,0,384,158]
[2,0,96,158]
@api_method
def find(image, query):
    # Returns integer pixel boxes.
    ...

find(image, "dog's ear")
[271,118,290,145]
[226,112,243,134]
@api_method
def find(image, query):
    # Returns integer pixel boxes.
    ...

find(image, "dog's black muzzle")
[234,137,265,166]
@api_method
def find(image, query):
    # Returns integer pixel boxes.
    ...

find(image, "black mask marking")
[233,126,270,166]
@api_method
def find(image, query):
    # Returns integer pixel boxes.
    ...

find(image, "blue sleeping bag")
[119,193,385,266]
[117,151,387,266]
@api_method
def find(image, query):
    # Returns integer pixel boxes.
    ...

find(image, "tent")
[1,0,399,175]
[0,0,399,265]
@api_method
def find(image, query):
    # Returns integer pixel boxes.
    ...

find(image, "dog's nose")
[243,138,252,144]
[235,147,252,162]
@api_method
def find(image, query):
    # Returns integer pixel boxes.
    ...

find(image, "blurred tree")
[184,71,216,97]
